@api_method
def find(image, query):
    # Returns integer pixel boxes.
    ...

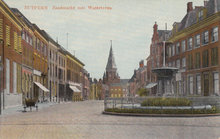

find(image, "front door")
[204,74,209,96]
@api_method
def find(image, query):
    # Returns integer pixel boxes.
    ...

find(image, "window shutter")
[0,19,3,39]
[6,25,10,46]
[14,32,18,51]
[18,36,22,53]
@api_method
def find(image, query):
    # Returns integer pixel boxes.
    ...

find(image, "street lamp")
[0,62,2,115]
[0,39,3,115]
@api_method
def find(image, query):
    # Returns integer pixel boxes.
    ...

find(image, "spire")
[106,40,117,71]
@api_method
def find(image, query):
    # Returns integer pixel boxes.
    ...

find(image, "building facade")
[0,1,23,108]
[66,52,84,101]
[11,8,34,101]
[32,24,49,102]
[146,22,171,95]
[167,1,220,96]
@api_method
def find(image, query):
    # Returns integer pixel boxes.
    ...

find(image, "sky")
[4,0,204,79]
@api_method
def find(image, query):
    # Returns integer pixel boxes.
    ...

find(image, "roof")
[129,70,136,83]
[11,8,32,29]
[106,44,117,71]
[176,0,220,32]
[158,30,171,41]
[110,79,129,86]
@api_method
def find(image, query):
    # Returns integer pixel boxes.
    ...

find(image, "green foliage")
[105,106,220,114]
[137,88,149,97]
[141,98,192,106]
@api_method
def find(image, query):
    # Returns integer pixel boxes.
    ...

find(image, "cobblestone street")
[0,100,220,139]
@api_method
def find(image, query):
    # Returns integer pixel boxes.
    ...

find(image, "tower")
[103,40,120,84]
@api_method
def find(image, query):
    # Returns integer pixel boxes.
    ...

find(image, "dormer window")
[198,10,203,21]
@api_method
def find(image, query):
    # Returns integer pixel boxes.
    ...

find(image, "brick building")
[167,1,220,96]
[146,22,171,95]
[32,24,49,102]
[0,1,23,108]
[66,52,84,101]
[11,8,34,100]
[129,60,147,97]
[57,45,66,102]
[41,30,59,102]
[103,41,129,98]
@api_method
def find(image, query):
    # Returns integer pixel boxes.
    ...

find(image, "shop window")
[196,75,201,94]
[213,72,219,95]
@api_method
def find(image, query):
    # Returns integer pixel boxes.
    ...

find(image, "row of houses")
[146,0,220,97]
[0,0,91,110]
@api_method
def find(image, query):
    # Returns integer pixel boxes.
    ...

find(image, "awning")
[34,82,49,92]
[145,83,157,89]
[69,85,81,92]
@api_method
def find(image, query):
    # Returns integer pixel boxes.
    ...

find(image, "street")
[0,100,220,139]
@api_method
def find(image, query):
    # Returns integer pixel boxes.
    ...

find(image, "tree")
[137,88,149,97]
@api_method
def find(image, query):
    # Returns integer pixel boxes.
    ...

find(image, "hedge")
[105,106,220,114]
[141,98,192,107]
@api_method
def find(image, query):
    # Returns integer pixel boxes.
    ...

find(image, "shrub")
[105,106,220,114]
[141,98,191,106]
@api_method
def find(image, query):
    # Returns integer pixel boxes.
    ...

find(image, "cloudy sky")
[5,0,204,79]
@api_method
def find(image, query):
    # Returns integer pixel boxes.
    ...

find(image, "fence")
[104,96,220,111]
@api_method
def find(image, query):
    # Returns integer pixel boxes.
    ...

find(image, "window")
[202,50,209,67]
[152,60,154,68]
[196,75,201,94]
[188,76,193,95]
[0,19,3,39]
[168,62,172,67]
[211,47,218,66]
[182,57,186,68]
[169,46,172,57]
[195,34,200,48]
[198,10,203,21]
[22,31,25,40]
[176,59,180,68]
[188,54,193,70]
[176,42,180,54]
[195,52,200,69]
[172,44,175,56]
[173,61,175,67]
[30,37,33,46]
[213,72,219,95]
[202,31,209,45]
[187,37,193,50]
[212,27,218,42]
[181,40,186,52]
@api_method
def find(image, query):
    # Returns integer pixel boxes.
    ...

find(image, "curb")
[102,111,220,117]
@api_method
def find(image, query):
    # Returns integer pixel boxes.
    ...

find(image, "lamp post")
[0,39,4,115]
[0,62,2,115]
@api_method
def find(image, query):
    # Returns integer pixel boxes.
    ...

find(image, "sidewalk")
[0,101,59,116]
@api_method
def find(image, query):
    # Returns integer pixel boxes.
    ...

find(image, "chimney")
[153,22,158,34]
[187,2,193,13]
[139,60,144,68]
[204,1,208,7]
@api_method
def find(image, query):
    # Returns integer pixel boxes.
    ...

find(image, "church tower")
[103,40,120,85]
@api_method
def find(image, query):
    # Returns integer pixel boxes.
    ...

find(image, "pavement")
[0,101,59,116]
[0,100,220,139]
